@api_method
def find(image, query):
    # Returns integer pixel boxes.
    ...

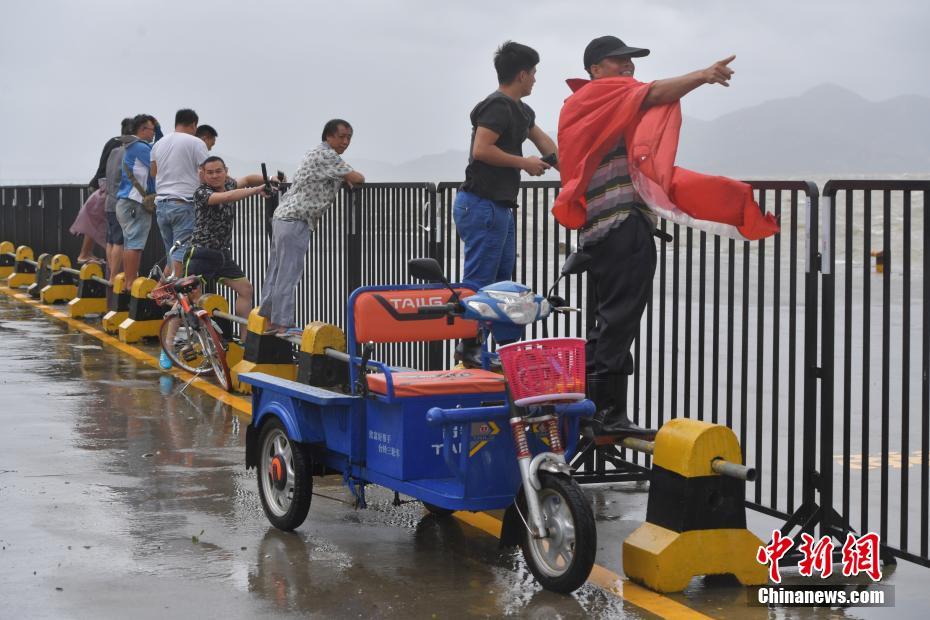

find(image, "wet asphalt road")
[1,293,927,619]
[0,296,644,619]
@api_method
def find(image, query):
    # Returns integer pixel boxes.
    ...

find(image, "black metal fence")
[818,180,929,567]
[0,178,927,569]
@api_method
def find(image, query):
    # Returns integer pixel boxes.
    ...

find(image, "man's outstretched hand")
[703,55,735,87]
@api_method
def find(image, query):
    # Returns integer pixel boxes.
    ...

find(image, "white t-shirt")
[151,132,209,203]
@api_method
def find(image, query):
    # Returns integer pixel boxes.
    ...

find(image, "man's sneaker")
[159,349,173,370]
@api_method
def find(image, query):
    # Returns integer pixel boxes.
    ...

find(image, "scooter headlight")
[485,290,539,325]
[465,299,498,320]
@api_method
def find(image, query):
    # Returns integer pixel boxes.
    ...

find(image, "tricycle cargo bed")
[242,372,362,458]
[239,372,357,405]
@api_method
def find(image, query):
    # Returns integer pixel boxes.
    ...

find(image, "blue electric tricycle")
[241,257,597,593]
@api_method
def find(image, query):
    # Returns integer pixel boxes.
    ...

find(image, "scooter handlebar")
[426,399,595,427]
[416,303,460,316]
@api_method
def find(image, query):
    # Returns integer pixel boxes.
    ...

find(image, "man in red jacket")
[567,36,736,435]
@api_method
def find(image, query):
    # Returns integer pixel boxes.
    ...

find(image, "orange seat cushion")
[353,288,477,343]
[367,369,506,397]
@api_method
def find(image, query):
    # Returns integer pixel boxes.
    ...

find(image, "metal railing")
[1,177,927,569]
[819,180,929,567]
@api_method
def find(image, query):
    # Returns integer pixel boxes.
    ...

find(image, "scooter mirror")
[560,251,592,276]
[408,258,446,282]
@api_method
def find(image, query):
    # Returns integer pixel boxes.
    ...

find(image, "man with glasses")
[115,114,158,285]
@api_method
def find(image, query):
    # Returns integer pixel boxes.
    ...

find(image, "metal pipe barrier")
[618,437,757,482]
[59,265,112,288]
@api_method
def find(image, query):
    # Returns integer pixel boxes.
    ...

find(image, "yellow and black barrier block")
[200,294,234,341]
[297,321,347,389]
[27,253,52,299]
[118,277,166,343]
[622,418,768,592]
[68,262,109,317]
[6,245,37,289]
[199,294,244,369]
[230,309,297,393]
[0,241,16,279]
[102,274,130,333]
[39,254,79,304]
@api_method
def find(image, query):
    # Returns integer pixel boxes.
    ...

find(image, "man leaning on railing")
[257,118,365,335]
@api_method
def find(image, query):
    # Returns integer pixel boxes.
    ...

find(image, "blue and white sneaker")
[159,349,173,370]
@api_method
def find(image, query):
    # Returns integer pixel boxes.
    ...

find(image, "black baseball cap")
[583,35,650,70]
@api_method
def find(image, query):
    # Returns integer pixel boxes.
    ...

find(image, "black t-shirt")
[191,178,238,251]
[89,136,123,188]
[460,91,535,206]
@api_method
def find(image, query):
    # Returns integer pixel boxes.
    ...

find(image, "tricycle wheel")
[519,473,596,594]
[422,502,454,517]
[257,418,312,531]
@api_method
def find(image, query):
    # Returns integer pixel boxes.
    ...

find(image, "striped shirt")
[580,137,656,248]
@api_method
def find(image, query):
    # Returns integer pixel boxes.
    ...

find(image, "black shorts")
[105,211,124,245]
[184,247,246,283]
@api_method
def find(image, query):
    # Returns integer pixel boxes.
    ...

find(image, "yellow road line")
[2,284,708,619]
[453,510,712,619]
[0,286,252,417]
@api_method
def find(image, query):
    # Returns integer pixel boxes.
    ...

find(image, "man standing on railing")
[115,114,159,286]
[257,119,365,334]
[554,36,777,436]
[454,40,558,365]
[103,121,136,279]
[151,109,210,279]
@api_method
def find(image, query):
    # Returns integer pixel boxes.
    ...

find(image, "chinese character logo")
[756,530,884,583]
[756,530,794,583]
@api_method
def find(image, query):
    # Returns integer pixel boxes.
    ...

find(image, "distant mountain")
[677,83,930,176]
[341,84,930,182]
[349,150,470,184]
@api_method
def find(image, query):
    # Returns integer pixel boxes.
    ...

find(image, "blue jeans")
[452,190,516,291]
[155,199,196,263]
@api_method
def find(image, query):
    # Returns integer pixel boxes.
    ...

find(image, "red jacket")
[552,77,779,241]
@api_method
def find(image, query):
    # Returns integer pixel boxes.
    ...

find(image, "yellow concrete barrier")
[622,418,768,592]
[102,273,130,333]
[118,277,166,343]
[230,309,297,393]
[39,254,79,304]
[68,262,109,317]
[6,245,37,288]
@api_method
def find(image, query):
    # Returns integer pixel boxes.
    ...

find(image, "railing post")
[424,184,444,371]
[818,188,835,540]
[346,187,363,314]
[802,186,822,511]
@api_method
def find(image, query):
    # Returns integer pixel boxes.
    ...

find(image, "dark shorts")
[184,247,246,283]
[105,210,124,245]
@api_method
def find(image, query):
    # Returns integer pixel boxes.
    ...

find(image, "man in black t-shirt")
[454,41,558,363]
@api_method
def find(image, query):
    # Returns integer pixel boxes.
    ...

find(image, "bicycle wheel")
[195,313,232,391]
[159,314,214,376]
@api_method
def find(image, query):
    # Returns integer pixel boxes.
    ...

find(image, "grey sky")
[1,0,927,183]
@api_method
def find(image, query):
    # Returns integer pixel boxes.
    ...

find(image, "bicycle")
[150,268,232,391]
